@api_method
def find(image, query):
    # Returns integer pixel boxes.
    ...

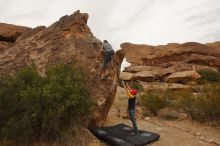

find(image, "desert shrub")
[179,84,220,121]
[140,84,220,122]
[165,85,220,121]
[171,88,196,113]
[197,70,220,84]
[0,64,92,145]
[130,81,144,93]
[140,89,166,115]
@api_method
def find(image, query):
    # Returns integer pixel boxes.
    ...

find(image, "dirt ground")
[99,86,220,146]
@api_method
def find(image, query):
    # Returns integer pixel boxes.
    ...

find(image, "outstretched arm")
[125,82,131,90]
[122,80,132,97]
[122,80,126,89]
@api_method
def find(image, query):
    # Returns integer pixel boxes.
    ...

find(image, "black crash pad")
[89,123,160,146]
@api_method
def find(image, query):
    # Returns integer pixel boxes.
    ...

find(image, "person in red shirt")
[122,80,139,135]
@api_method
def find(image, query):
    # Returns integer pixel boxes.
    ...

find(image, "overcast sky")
[1,0,220,68]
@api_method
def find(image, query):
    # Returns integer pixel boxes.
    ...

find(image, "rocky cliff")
[0,10,124,126]
[120,42,220,83]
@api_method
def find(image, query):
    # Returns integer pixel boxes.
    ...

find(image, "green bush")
[197,70,220,84]
[130,81,144,93]
[140,89,166,115]
[0,64,92,145]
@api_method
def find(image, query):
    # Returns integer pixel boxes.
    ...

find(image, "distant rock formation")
[120,42,220,83]
[0,10,124,126]
[0,23,30,51]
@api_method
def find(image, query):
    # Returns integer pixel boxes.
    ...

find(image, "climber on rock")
[122,80,139,135]
[96,40,115,79]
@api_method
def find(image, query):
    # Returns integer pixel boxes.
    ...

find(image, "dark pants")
[128,109,138,133]
[103,51,114,69]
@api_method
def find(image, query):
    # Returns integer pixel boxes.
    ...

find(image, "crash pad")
[89,123,160,146]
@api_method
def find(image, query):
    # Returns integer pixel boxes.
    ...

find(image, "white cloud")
[0,0,220,69]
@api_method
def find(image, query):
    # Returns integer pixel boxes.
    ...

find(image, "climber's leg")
[128,109,138,134]
[103,53,111,69]
[100,53,111,79]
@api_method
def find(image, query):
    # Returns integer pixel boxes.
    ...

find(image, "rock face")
[133,71,158,82]
[0,23,30,52]
[166,70,201,83]
[0,10,124,126]
[121,42,220,83]
[140,82,190,91]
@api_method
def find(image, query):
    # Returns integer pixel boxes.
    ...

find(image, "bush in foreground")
[0,64,92,145]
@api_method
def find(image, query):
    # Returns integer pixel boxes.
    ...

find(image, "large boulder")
[166,70,201,83]
[124,65,174,81]
[124,65,162,73]
[0,10,124,126]
[133,71,160,82]
[119,72,133,80]
[140,82,190,91]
